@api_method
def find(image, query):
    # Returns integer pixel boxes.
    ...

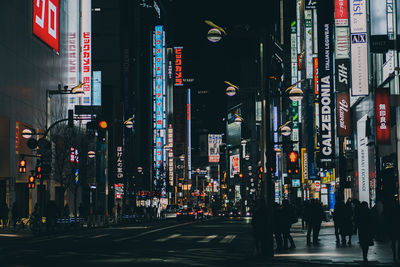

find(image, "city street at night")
[0,218,395,266]
[1,0,400,266]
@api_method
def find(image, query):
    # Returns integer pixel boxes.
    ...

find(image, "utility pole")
[260,33,274,258]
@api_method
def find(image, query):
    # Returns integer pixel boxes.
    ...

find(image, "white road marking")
[90,234,109,239]
[198,235,217,243]
[219,235,236,243]
[113,221,196,242]
[155,234,181,242]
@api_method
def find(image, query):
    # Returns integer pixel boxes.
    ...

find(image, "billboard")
[230,154,240,178]
[357,114,369,203]
[337,92,351,137]
[350,0,369,96]
[81,0,92,105]
[208,134,222,163]
[317,0,335,167]
[375,88,391,144]
[33,0,59,52]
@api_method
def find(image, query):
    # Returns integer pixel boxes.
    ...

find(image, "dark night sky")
[164,0,276,132]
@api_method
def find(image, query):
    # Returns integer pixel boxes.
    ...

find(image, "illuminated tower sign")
[153,25,167,196]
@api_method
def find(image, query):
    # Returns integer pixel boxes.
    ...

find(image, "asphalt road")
[0,217,257,267]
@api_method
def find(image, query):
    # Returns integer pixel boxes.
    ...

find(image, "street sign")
[74,105,102,115]
[315,180,321,192]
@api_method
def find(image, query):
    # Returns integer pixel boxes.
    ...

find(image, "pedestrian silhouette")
[333,200,345,244]
[387,199,400,262]
[273,202,283,251]
[341,199,353,245]
[281,200,296,249]
[252,199,268,256]
[355,201,374,263]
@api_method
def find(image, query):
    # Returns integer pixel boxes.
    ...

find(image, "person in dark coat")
[252,199,268,256]
[312,199,325,244]
[355,201,374,263]
[387,199,400,262]
[273,202,283,251]
[333,200,345,244]
[281,200,296,249]
[0,202,9,229]
[340,199,354,245]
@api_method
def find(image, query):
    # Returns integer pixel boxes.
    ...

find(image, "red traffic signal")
[99,121,108,129]
[19,160,27,173]
[36,166,42,179]
[289,152,298,163]
[28,175,35,189]
[239,173,244,178]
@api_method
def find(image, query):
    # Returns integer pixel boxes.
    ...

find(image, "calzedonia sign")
[317,1,335,167]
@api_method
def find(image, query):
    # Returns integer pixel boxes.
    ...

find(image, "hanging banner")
[335,59,351,92]
[375,88,391,144]
[81,0,92,105]
[350,0,369,96]
[335,27,350,59]
[337,92,351,136]
[317,0,335,167]
[357,114,369,203]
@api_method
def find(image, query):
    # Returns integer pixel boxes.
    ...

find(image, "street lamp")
[278,121,293,136]
[205,20,227,43]
[283,79,304,102]
[224,81,239,96]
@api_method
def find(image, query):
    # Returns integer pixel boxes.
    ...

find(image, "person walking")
[312,199,325,244]
[387,199,400,262]
[252,199,268,256]
[355,201,374,263]
[341,199,354,245]
[281,200,296,249]
[273,202,283,251]
[333,200,345,244]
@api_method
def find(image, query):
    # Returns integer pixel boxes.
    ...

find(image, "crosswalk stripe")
[219,235,236,243]
[198,235,217,243]
[155,234,181,242]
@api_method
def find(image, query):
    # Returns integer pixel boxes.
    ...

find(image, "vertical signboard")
[290,22,298,84]
[317,0,335,167]
[335,28,350,59]
[92,71,102,106]
[305,10,314,79]
[116,146,123,179]
[337,92,351,136]
[187,88,191,180]
[33,0,60,52]
[208,134,222,163]
[67,0,79,110]
[301,148,308,183]
[335,0,349,26]
[153,26,167,195]
[81,0,92,105]
[168,125,174,186]
[357,114,369,203]
[174,47,183,86]
[350,0,369,96]
[375,88,391,144]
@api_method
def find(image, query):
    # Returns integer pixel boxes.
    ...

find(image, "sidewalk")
[266,221,396,266]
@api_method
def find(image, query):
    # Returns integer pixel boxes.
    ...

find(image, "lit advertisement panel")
[92,71,102,106]
[81,0,92,105]
[153,26,167,195]
[305,10,313,79]
[357,114,369,203]
[350,0,369,96]
[335,0,349,26]
[208,134,222,163]
[187,89,191,180]
[230,154,240,178]
[337,92,351,137]
[33,0,59,52]
[375,88,391,144]
[174,47,183,86]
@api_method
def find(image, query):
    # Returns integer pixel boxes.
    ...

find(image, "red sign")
[33,0,59,52]
[337,92,351,136]
[335,0,348,26]
[375,88,391,144]
[174,47,183,86]
[313,57,319,95]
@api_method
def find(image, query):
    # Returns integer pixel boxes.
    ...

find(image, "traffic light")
[239,173,244,178]
[19,159,26,173]
[36,165,42,179]
[28,175,35,189]
[258,166,263,179]
[288,151,299,175]
[98,120,108,129]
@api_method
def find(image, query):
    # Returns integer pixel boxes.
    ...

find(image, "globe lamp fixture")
[280,125,291,136]
[288,87,304,102]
